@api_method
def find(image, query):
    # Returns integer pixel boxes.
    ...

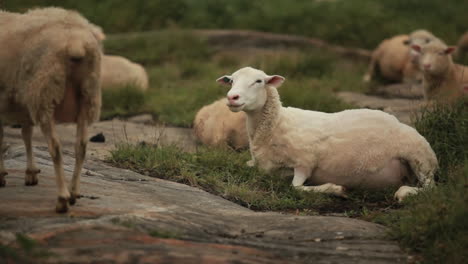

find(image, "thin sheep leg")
[293,167,346,197]
[69,110,88,205]
[22,125,41,186]
[0,121,6,187]
[394,185,421,203]
[40,119,70,213]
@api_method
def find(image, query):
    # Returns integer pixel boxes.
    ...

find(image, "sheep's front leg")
[22,125,41,186]
[293,167,346,197]
[394,186,421,203]
[0,122,6,187]
[69,111,88,205]
[40,120,70,213]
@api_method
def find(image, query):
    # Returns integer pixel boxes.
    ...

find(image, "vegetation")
[101,30,360,126]
[6,0,468,49]
[0,234,52,263]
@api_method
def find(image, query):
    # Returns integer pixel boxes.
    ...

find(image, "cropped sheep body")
[249,87,437,189]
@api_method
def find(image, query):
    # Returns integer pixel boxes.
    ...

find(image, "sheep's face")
[217,67,284,113]
[405,32,437,65]
[411,43,456,76]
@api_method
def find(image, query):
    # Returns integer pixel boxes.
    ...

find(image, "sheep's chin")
[228,105,244,112]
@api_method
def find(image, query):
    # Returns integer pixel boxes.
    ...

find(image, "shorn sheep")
[194,98,248,150]
[0,8,102,213]
[411,41,468,101]
[363,30,438,84]
[218,67,438,202]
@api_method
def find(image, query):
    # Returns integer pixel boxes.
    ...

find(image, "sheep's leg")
[40,120,70,213]
[363,56,377,82]
[69,110,88,205]
[292,167,346,197]
[0,122,6,187]
[22,125,41,186]
[394,186,421,203]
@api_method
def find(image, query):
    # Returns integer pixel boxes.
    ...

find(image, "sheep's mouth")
[227,103,244,108]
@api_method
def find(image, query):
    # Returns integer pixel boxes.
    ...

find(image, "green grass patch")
[376,100,468,263]
[101,85,147,120]
[109,144,398,214]
[0,234,53,263]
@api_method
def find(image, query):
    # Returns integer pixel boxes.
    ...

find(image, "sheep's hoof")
[25,169,40,186]
[69,193,82,206]
[55,197,70,213]
[246,160,255,167]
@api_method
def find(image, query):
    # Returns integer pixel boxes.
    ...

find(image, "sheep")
[405,29,439,66]
[100,55,149,91]
[86,23,149,91]
[0,8,102,213]
[411,41,468,101]
[363,35,422,84]
[218,67,438,202]
[454,31,468,60]
[193,98,249,150]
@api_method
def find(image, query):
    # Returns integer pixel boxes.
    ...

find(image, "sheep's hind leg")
[292,167,346,197]
[22,125,41,186]
[69,110,88,205]
[40,120,70,213]
[0,122,6,187]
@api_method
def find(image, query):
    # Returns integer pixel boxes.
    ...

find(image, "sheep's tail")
[67,40,86,60]
[401,134,438,188]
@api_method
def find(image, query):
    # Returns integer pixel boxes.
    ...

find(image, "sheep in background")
[454,31,468,60]
[194,98,249,150]
[218,67,437,202]
[0,8,102,213]
[100,55,149,91]
[411,41,468,101]
[363,30,440,85]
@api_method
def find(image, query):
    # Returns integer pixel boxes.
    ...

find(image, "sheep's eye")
[255,79,262,83]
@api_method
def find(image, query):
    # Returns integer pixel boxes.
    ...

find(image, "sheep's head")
[217,67,284,112]
[404,30,438,64]
[411,42,456,76]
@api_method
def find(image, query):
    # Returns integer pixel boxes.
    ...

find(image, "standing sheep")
[101,55,149,91]
[411,41,468,101]
[194,98,248,150]
[218,67,438,201]
[0,8,102,213]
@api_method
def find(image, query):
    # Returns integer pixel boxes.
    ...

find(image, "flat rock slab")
[337,91,424,125]
[3,118,197,160]
[0,146,405,263]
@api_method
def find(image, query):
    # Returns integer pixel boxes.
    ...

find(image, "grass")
[110,143,399,215]
[6,0,468,49]
[0,234,52,263]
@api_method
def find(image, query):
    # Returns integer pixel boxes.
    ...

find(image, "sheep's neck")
[246,86,282,146]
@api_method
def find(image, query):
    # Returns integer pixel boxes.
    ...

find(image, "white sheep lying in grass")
[101,55,149,91]
[218,67,438,201]
[194,98,249,150]
[0,8,102,213]
[411,41,468,101]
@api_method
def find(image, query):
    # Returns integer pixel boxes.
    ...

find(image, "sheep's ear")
[216,75,232,86]
[265,75,285,88]
[411,44,421,53]
[444,46,456,55]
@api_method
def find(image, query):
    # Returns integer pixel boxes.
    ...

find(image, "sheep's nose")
[423,64,431,69]
[228,94,240,102]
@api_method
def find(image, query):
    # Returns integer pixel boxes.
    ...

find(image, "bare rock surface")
[337,91,424,125]
[0,128,405,263]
